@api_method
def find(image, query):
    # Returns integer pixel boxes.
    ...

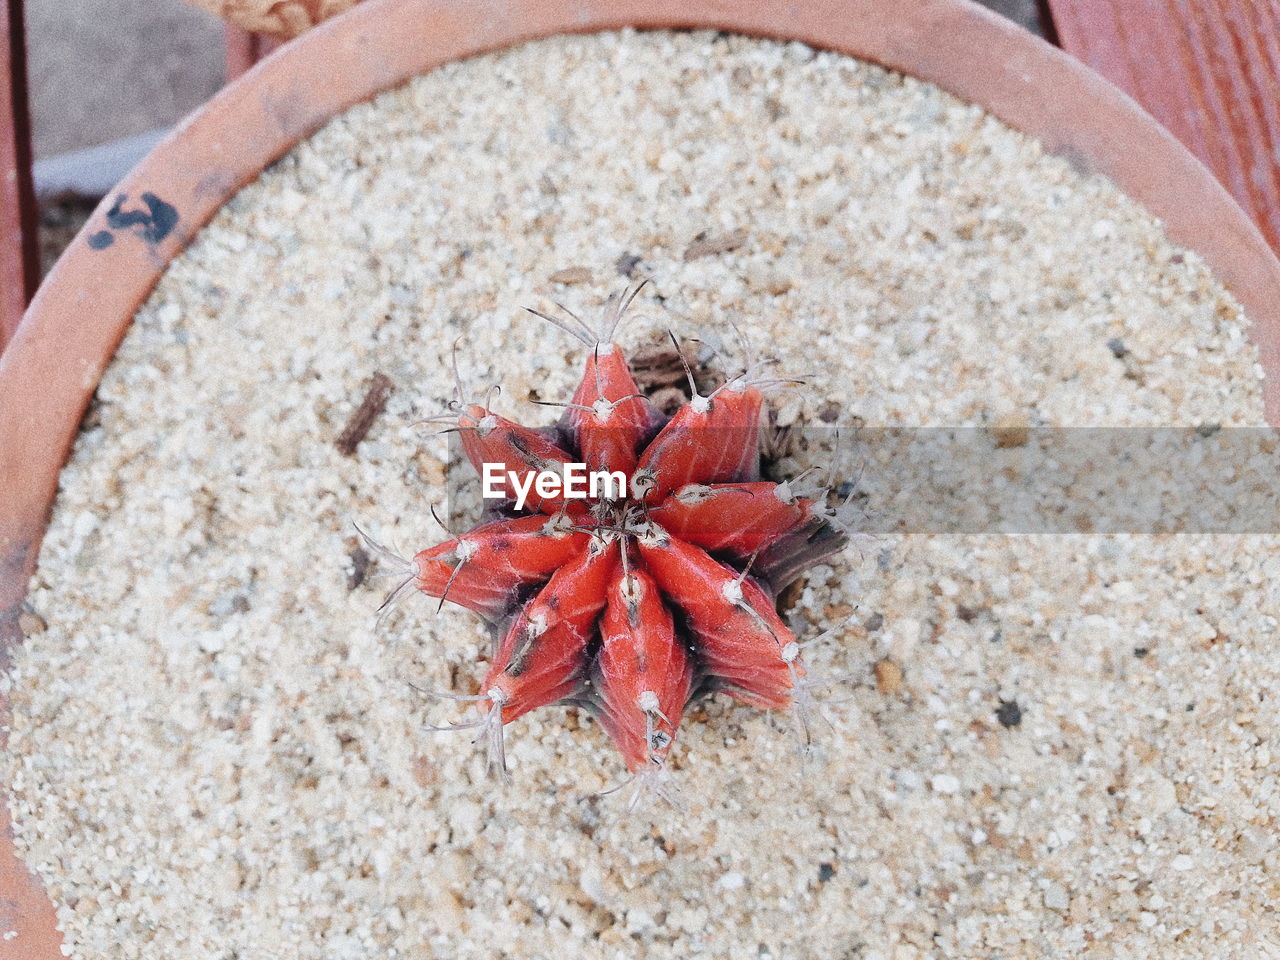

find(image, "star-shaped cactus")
[366,285,850,790]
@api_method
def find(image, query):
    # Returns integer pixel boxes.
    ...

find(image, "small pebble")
[995,699,1022,728]
[991,412,1031,448]
[719,872,746,891]
[17,609,47,636]
[874,657,903,694]
[1043,884,1070,912]
[932,774,961,795]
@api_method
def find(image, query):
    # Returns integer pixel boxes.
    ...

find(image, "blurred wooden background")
[1047,0,1280,252]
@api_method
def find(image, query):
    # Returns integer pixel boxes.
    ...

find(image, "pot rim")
[4,0,1280,952]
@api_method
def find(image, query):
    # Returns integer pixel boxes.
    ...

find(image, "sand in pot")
[5,29,1279,960]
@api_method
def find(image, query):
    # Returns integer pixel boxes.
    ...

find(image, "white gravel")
[6,29,1279,960]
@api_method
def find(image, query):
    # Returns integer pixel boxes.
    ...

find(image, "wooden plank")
[225,24,259,80]
[0,28,54,959]
[1,0,39,353]
[975,0,1053,36]
[225,25,282,80]
[1047,0,1280,253]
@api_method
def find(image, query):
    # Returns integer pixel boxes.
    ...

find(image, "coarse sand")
[6,29,1279,960]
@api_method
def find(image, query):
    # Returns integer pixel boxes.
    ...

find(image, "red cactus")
[367,286,850,790]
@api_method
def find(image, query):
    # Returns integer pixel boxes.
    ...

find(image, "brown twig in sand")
[548,266,593,285]
[336,372,394,456]
[682,227,748,261]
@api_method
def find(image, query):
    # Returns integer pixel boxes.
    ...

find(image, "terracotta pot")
[4,0,1280,953]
